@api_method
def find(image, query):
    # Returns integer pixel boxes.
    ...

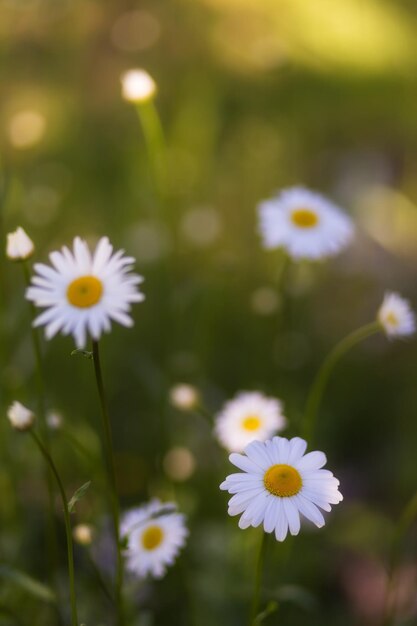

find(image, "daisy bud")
[169,384,199,411]
[6,227,35,261]
[121,69,157,103]
[73,523,94,546]
[7,401,35,432]
[377,291,416,339]
[47,412,63,430]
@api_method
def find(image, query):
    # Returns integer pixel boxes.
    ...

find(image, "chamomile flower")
[121,499,188,579]
[220,436,343,542]
[26,236,145,348]
[377,291,415,339]
[215,391,286,453]
[258,187,354,260]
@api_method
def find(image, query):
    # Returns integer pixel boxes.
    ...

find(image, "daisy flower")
[26,236,145,348]
[377,291,415,339]
[220,436,343,541]
[121,499,188,579]
[215,391,286,453]
[258,186,354,260]
[7,401,35,431]
[6,227,34,261]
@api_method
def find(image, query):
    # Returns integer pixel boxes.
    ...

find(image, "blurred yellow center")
[242,415,261,431]
[142,525,164,551]
[291,208,319,228]
[67,276,103,308]
[264,464,302,497]
[385,312,398,327]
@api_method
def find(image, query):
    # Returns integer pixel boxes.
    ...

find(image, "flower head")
[121,499,188,579]
[215,391,286,453]
[220,436,343,541]
[26,236,145,348]
[121,69,156,103]
[378,291,415,339]
[6,227,34,260]
[169,383,199,411]
[73,524,94,546]
[7,401,35,431]
[258,187,354,260]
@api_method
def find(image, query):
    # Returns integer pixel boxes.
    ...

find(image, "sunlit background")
[1,0,417,624]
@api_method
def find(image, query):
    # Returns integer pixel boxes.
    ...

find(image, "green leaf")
[254,601,278,624]
[0,565,56,603]
[68,480,91,513]
[70,349,93,360]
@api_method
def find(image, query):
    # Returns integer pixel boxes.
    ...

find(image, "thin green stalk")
[250,532,268,626]
[382,491,417,626]
[301,321,381,442]
[92,340,125,626]
[30,431,78,626]
[135,100,166,200]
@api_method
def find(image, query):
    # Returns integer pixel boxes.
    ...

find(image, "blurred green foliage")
[1,0,417,624]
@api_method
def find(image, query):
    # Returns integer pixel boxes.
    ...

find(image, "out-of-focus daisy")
[121,499,188,579]
[169,383,200,411]
[73,523,94,546]
[121,69,157,103]
[7,401,35,431]
[258,187,354,260]
[6,227,34,261]
[215,392,286,453]
[220,436,342,541]
[377,291,415,339]
[26,237,145,348]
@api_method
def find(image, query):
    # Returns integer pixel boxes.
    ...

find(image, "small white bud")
[6,227,35,261]
[169,384,199,411]
[7,401,35,431]
[121,69,157,103]
[47,412,63,430]
[73,524,94,546]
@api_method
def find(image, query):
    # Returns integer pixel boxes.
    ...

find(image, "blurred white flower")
[121,499,188,579]
[215,391,286,453]
[26,236,145,348]
[7,401,35,431]
[47,412,63,430]
[220,436,343,541]
[378,291,415,338]
[73,524,94,546]
[6,227,35,261]
[121,69,156,103]
[258,187,354,260]
[169,384,199,411]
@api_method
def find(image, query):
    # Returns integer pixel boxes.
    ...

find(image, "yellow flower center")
[291,208,319,229]
[264,464,302,497]
[242,415,262,431]
[141,525,164,551]
[67,276,103,308]
[385,312,398,327]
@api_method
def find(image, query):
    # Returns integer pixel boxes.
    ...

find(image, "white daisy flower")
[258,186,354,260]
[6,227,34,260]
[26,236,145,348]
[121,499,188,579]
[377,291,415,339]
[7,401,35,431]
[121,69,157,103]
[215,391,286,453]
[220,436,343,542]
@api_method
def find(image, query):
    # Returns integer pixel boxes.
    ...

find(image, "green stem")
[301,321,381,442]
[92,340,124,626]
[250,532,268,626]
[30,431,78,626]
[135,100,166,200]
[382,491,417,626]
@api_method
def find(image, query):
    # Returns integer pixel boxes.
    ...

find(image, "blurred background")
[1,0,417,624]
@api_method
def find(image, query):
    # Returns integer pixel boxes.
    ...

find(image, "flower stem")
[382,490,417,626]
[301,321,381,442]
[135,100,166,201]
[92,340,124,626]
[250,532,268,626]
[30,430,78,626]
